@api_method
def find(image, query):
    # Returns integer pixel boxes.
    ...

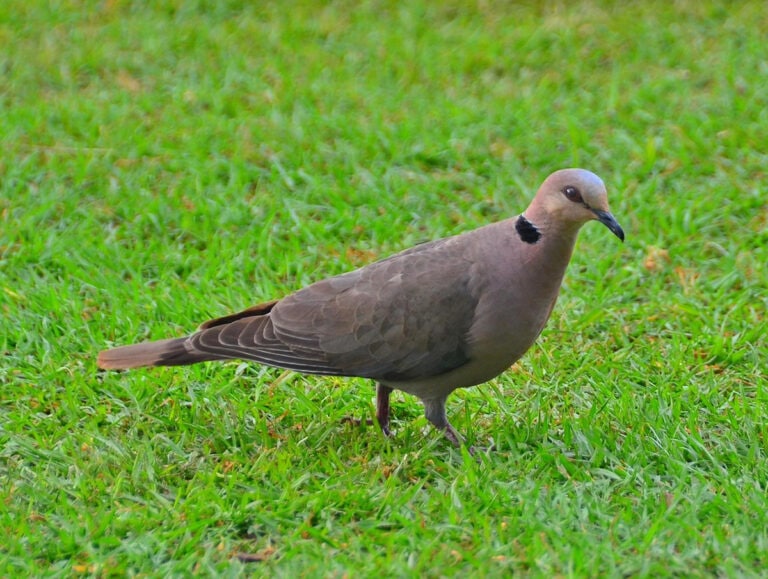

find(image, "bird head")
[535,168,625,241]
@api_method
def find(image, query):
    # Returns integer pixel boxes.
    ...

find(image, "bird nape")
[98,168,625,453]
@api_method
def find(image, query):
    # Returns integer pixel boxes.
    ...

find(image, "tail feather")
[97,337,220,370]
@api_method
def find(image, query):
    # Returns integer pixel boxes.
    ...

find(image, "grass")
[1,0,766,575]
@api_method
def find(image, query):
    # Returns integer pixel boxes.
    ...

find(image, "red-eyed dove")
[98,168,624,449]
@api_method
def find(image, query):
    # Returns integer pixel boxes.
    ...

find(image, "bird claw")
[339,416,374,427]
[442,426,495,456]
[340,416,394,439]
[466,441,496,455]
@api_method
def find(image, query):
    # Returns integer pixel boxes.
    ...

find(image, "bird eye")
[563,186,583,203]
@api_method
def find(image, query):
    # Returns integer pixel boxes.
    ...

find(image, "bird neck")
[520,207,581,252]
[513,209,581,300]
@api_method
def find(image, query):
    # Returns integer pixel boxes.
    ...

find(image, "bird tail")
[97,337,220,370]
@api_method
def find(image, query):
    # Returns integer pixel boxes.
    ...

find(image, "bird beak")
[592,209,625,242]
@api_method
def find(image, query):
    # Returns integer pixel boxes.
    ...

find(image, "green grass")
[1,0,767,575]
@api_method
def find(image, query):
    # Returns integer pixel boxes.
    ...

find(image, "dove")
[98,168,624,450]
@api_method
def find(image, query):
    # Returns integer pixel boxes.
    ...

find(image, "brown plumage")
[98,168,624,449]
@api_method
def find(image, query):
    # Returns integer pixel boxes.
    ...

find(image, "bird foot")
[339,416,374,427]
[466,441,496,455]
[441,424,464,448]
[442,425,494,456]
[340,416,394,438]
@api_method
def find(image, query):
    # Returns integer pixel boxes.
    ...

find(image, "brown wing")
[198,300,279,330]
[184,238,480,380]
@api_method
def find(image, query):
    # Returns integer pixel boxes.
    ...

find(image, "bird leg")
[376,382,393,437]
[422,396,466,450]
[340,382,393,435]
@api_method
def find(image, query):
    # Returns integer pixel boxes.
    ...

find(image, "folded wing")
[182,238,480,381]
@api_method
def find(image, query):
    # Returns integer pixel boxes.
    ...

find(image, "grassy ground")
[1,0,766,575]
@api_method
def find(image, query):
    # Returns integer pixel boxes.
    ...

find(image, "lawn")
[1,0,766,575]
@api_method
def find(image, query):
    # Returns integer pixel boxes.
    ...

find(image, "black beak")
[593,210,625,242]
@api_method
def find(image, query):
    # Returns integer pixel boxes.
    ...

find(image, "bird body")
[98,168,625,448]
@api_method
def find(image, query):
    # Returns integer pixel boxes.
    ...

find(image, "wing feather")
[184,237,481,380]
